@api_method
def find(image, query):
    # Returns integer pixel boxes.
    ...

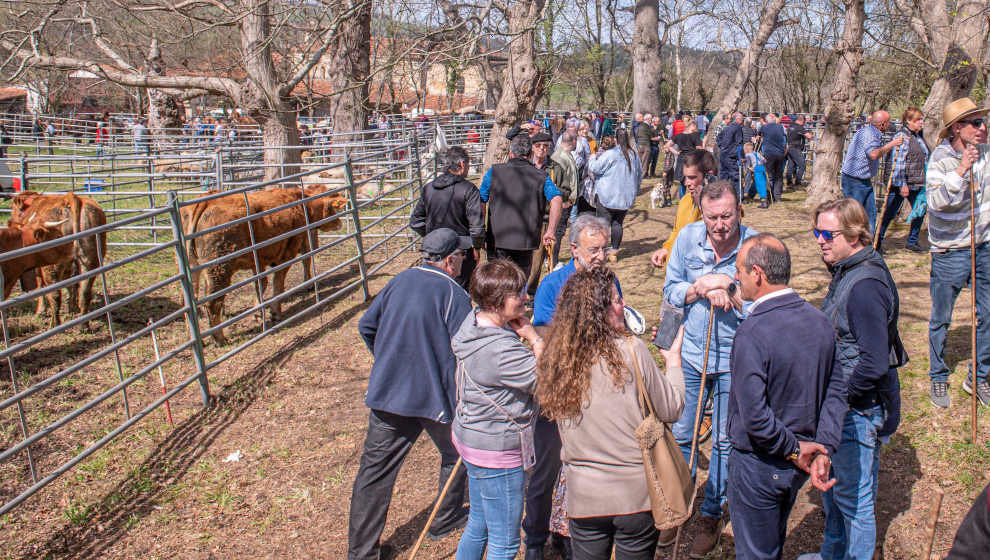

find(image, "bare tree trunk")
[328,0,372,143]
[919,0,988,144]
[240,0,302,180]
[632,0,662,114]
[806,0,866,207]
[483,0,550,169]
[705,0,789,148]
[146,37,183,135]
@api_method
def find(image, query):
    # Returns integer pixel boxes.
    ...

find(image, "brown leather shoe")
[689,515,724,558]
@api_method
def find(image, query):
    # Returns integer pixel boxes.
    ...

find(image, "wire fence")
[0,131,447,516]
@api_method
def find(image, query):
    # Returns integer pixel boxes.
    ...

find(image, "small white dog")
[650,184,665,209]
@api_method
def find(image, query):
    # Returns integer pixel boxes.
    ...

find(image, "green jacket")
[550,146,579,204]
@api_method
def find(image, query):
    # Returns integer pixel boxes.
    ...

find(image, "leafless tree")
[806,0,867,205]
[705,0,791,147]
[0,1,372,179]
[887,0,990,144]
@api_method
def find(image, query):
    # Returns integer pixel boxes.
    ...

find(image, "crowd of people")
[347,96,990,560]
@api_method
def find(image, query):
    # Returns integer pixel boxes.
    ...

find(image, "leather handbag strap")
[626,337,657,420]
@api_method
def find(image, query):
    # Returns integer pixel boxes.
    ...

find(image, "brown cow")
[0,220,73,323]
[181,185,348,344]
[9,191,109,323]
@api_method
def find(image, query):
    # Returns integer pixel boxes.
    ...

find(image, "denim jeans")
[876,188,923,248]
[727,450,808,560]
[671,363,730,519]
[841,173,877,233]
[456,461,526,560]
[820,405,885,560]
[929,245,990,383]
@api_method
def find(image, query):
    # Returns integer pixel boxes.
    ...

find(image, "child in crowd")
[744,142,770,208]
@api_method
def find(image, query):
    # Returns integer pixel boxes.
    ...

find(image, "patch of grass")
[62,502,93,526]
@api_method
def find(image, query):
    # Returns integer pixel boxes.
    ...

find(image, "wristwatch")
[727,282,738,297]
[786,444,800,462]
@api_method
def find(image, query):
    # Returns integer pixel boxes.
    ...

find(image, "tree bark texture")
[632,0,662,115]
[806,0,866,207]
[918,0,989,145]
[239,0,303,181]
[705,0,789,148]
[146,38,184,134]
[328,0,372,145]
[483,0,550,170]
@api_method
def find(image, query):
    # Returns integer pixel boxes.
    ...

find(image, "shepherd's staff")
[967,140,979,443]
[672,308,717,560]
[874,141,905,248]
[408,457,462,560]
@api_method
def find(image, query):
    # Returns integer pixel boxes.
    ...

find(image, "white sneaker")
[796,554,822,560]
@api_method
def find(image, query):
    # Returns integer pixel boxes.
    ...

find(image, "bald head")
[740,233,791,285]
[870,110,890,125]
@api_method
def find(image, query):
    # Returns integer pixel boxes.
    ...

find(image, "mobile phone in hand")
[652,300,684,350]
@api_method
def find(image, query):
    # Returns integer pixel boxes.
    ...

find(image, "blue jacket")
[761,123,786,156]
[359,265,472,422]
[728,291,847,457]
[663,221,758,373]
[589,146,642,210]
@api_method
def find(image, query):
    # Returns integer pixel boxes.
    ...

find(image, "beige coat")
[558,337,685,518]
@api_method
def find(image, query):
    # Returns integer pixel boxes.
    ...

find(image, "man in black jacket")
[717,112,743,185]
[480,133,563,278]
[785,115,813,187]
[728,233,844,559]
[410,146,484,287]
[799,198,905,560]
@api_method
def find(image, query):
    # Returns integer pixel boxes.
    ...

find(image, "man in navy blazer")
[726,233,847,560]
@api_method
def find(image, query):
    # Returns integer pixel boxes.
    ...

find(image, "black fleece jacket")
[410,172,484,249]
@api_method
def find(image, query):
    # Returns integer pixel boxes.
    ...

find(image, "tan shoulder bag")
[626,337,694,530]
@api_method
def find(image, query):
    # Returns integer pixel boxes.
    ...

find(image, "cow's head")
[20,219,67,245]
[303,185,348,231]
[9,191,42,226]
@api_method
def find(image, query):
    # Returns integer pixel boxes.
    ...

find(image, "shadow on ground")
[12,300,369,560]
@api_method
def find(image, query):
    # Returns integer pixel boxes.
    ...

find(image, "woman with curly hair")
[452,259,544,560]
[537,269,685,560]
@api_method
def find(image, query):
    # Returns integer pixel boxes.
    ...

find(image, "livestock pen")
[0,128,468,519]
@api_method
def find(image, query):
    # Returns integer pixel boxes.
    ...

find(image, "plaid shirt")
[926,140,990,251]
[841,124,883,179]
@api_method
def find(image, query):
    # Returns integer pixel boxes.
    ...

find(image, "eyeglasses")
[812,228,843,242]
[959,118,987,129]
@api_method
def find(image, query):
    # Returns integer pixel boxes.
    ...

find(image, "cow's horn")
[44,218,69,228]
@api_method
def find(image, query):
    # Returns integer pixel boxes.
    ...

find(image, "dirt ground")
[2,179,988,560]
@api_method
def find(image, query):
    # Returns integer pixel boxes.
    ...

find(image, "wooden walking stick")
[408,456,463,560]
[874,142,904,248]
[924,485,945,560]
[672,309,717,560]
[970,142,979,444]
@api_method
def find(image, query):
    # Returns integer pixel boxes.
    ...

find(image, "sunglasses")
[812,228,843,242]
[959,118,987,128]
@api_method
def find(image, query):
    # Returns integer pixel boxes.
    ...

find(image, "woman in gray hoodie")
[452,259,544,560]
